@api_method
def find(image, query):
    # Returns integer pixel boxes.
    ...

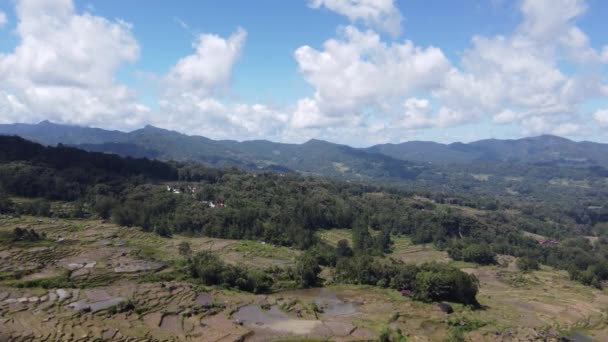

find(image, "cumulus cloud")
[493,109,524,124]
[594,109,608,127]
[0,0,605,145]
[396,98,469,130]
[0,11,7,28]
[519,115,586,137]
[432,0,607,134]
[552,122,582,136]
[309,0,402,36]
[157,28,290,140]
[293,0,607,140]
[0,0,146,127]
[165,29,246,98]
[292,26,450,129]
[398,98,433,129]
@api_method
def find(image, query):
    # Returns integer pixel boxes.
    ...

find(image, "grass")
[449,260,478,269]
[4,271,73,289]
[548,178,590,188]
[317,229,352,247]
[319,229,413,252]
[232,240,297,260]
[390,242,450,265]
[272,339,331,342]
[391,235,413,251]
[3,216,608,340]
[471,174,490,181]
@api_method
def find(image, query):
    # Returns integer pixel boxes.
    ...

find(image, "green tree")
[336,239,353,258]
[294,251,321,288]
[461,244,496,265]
[516,257,539,272]
[178,241,192,256]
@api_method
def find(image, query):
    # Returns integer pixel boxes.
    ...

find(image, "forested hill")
[368,135,608,166]
[0,136,177,200]
[0,121,423,180]
[1,122,608,178]
[1,136,608,290]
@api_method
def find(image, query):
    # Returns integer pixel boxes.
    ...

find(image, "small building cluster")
[539,239,559,246]
[202,200,225,208]
[166,185,197,194]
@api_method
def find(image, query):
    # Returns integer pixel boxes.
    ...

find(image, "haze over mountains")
[1,121,608,180]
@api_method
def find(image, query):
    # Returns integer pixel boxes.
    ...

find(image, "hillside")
[369,135,608,166]
[2,122,608,173]
[1,137,608,340]
[1,138,608,340]
[0,122,423,180]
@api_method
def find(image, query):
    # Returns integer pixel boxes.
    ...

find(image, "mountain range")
[1,121,607,180]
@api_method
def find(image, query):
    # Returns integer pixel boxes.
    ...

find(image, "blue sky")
[0,0,607,145]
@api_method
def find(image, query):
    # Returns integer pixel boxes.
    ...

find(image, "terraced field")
[1,217,608,341]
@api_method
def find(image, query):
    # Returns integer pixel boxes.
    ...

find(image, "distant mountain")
[0,120,127,145]
[1,122,607,179]
[366,141,478,164]
[0,121,421,180]
[369,135,608,166]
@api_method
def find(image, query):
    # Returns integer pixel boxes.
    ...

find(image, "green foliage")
[11,271,72,289]
[448,241,496,265]
[413,263,479,305]
[188,251,273,294]
[445,315,487,342]
[108,300,135,315]
[334,258,479,305]
[178,241,192,256]
[336,239,353,258]
[11,227,44,242]
[0,192,14,213]
[379,326,409,342]
[2,136,608,289]
[516,257,540,272]
[294,250,322,288]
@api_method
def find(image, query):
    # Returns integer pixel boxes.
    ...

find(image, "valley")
[0,133,607,341]
[1,216,607,341]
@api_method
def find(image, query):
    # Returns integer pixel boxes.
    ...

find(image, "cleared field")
[319,228,450,265]
[317,228,352,247]
[1,217,607,341]
[390,241,451,265]
[522,230,548,242]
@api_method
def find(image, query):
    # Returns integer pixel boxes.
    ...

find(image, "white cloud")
[519,0,585,42]
[0,91,28,123]
[165,28,246,98]
[157,28,291,140]
[436,107,468,128]
[294,0,607,140]
[552,122,582,136]
[594,109,608,127]
[398,98,433,129]
[0,11,7,28]
[432,0,607,135]
[309,0,402,36]
[290,97,361,129]
[520,115,585,136]
[0,0,146,128]
[396,98,468,130]
[493,109,524,124]
[0,0,605,145]
[292,26,450,129]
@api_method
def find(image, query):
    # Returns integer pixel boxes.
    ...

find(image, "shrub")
[188,251,273,294]
[294,250,322,288]
[516,257,540,272]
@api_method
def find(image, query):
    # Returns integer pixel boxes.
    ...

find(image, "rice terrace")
[2,0,608,341]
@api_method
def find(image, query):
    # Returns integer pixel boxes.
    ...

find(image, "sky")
[0,0,607,146]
